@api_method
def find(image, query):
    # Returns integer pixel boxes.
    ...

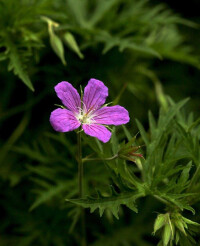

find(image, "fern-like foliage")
[62,0,199,66]
[135,98,198,211]
[3,96,199,245]
[67,97,200,244]
[0,0,44,90]
[0,0,199,90]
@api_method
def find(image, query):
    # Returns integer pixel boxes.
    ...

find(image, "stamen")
[75,103,96,125]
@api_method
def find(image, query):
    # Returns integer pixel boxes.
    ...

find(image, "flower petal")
[50,108,80,132]
[55,81,81,113]
[93,105,130,125]
[83,78,108,112]
[82,124,111,143]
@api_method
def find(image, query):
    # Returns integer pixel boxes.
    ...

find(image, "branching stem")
[153,195,172,207]
[82,154,118,163]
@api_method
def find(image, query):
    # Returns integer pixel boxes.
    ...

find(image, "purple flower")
[50,78,130,143]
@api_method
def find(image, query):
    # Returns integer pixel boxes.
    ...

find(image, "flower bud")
[118,141,144,163]
[153,214,166,234]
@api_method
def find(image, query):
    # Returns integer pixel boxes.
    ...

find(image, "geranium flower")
[50,78,129,143]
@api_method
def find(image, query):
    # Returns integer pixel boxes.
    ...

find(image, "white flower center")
[76,108,95,125]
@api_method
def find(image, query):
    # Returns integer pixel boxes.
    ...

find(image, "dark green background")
[0,0,200,245]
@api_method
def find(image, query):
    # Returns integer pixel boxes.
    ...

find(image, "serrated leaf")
[147,98,190,157]
[7,43,34,91]
[161,193,195,214]
[66,191,143,219]
[30,181,74,211]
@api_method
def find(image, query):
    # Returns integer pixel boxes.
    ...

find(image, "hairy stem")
[77,131,86,246]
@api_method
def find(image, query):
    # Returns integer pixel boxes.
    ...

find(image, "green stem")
[77,131,86,246]
[78,131,83,197]
[153,195,172,207]
[82,154,118,163]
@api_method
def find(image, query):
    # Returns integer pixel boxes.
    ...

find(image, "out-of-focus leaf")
[6,41,34,91]
[30,181,74,211]
[0,113,30,164]
[50,32,66,65]
[42,16,66,65]
[63,32,84,59]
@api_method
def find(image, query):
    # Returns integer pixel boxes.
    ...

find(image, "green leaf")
[30,181,71,211]
[66,191,143,219]
[7,42,34,91]
[135,119,149,146]
[66,0,87,27]
[50,32,66,65]
[122,125,132,141]
[0,53,7,61]
[110,127,118,155]
[88,0,117,26]
[147,98,190,156]
[158,98,189,130]
[148,111,156,137]
[119,42,162,59]
[187,117,200,132]
[63,32,84,59]
[182,216,200,226]
[178,161,192,187]
[161,193,195,214]
[101,34,162,59]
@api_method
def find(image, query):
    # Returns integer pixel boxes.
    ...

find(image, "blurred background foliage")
[0,0,200,245]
